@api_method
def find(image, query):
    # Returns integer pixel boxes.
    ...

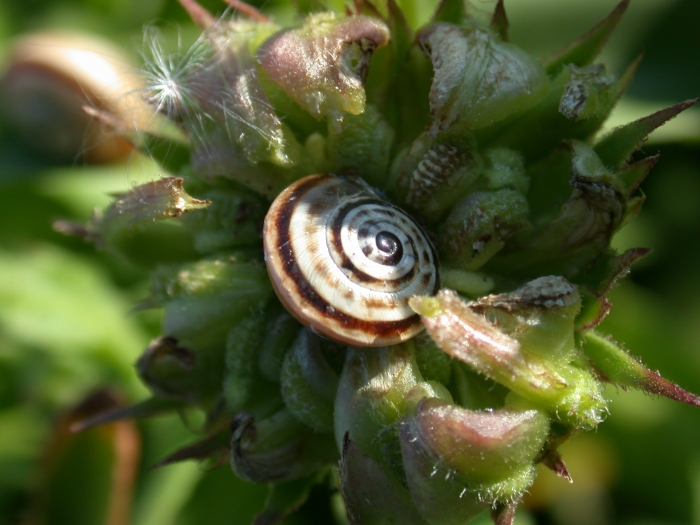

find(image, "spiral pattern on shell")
[263,174,440,347]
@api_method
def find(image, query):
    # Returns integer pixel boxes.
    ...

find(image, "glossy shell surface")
[263,174,439,347]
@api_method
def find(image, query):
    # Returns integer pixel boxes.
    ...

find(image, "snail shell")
[263,174,439,347]
[0,32,151,163]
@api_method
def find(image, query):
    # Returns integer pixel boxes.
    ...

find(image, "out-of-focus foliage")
[0,0,698,524]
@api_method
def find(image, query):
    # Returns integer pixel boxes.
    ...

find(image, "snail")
[263,174,439,347]
[0,31,152,163]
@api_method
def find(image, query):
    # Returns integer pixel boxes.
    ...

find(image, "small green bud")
[223,313,281,417]
[438,189,530,271]
[150,253,273,349]
[136,335,223,406]
[258,13,390,129]
[493,141,626,277]
[440,269,495,297]
[258,309,303,383]
[392,131,483,223]
[280,329,342,433]
[230,410,337,483]
[334,345,451,478]
[478,147,529,194]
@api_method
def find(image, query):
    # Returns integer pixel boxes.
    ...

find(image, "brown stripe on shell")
[264,174,439,347]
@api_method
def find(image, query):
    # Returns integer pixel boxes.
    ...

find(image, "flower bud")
[258,13,390,129]
[410,280,608,429]
[85,177,209,268]
[136,336,223,406]
[142,11,308,197]
[257,310,303,383]
[493,141,626,278]
[230,410,337,483]
[223,313,280,416]
[391,131,483,223]
[438,189,530,271]
[398,398,549,524]
[559,64,616,121]
[417,21,548,135]
[479,56,635,165]
[478,147,529,194]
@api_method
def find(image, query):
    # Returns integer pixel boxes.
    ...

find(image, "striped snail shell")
[263,174,440,347]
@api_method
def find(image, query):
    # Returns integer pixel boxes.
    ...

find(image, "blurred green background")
[0,0,698,524]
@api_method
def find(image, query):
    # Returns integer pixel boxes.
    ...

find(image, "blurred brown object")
[0,31,152,164]
[26,390,141,525]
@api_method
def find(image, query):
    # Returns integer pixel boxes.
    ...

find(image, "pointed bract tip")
[596,99,698,169]
[542,449,573,483]
[641,369,700,408]
[432,0,468,24]
[179,0,216,29]
[53,219,93,240]
[491,0,509,41]
[491,503,517,525]
[222,0,270,23]
[70,396,182,433]
[544,0,631,75]
[149,432,229,471]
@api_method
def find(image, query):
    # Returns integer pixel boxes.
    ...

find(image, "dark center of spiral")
[372,231,403,265]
